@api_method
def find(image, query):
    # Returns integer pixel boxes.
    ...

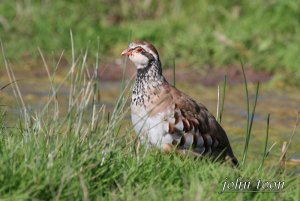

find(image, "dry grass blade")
[278,111,300,170]
[1,40,30,129]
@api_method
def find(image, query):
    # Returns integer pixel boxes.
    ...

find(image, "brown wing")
[164,83,238,166]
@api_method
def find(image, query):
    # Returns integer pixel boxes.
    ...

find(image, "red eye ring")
[136,47,143,52]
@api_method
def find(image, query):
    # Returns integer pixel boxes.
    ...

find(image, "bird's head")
[121,41,160,69]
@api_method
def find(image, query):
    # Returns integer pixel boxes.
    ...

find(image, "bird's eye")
[136,48,144,53]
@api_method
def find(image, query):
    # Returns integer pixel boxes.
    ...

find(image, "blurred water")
[1,78,299,172]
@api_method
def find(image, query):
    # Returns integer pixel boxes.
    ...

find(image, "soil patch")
[0,59,273,87]
[98,61,273,86]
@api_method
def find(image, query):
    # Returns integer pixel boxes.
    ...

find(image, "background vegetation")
[0,0,300,85]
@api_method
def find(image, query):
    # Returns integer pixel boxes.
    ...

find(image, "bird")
[121,41,238,166]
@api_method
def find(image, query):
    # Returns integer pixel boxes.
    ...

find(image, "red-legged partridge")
[121,41,238,166]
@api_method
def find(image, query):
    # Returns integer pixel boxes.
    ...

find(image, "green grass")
[1,40,300,200]
[1,0,300,85]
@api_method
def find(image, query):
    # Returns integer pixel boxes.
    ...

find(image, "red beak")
[121,48,132,56]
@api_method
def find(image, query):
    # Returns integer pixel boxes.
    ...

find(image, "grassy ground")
[1,44,299,200]
[0,0,300,85]
[1,118,299,201]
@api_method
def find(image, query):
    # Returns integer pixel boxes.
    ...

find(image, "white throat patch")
[129,52,149,68]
